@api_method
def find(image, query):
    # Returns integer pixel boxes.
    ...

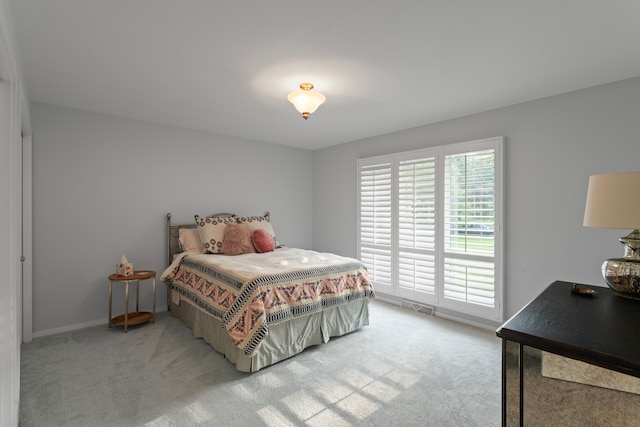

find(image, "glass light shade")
[583,171,640,298]
[287,83,326,119]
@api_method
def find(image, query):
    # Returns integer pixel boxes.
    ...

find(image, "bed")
[161,212,375,372]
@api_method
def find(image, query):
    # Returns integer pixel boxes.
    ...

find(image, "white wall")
[31,103,314,335]
[26,76,640,331]
[312,76,640,324]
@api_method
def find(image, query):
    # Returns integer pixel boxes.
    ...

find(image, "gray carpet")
[20,301,502,426]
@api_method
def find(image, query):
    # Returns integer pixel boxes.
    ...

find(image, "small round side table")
[108,270,156,333]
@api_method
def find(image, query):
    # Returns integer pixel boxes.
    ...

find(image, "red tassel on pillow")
[252,229,276,253]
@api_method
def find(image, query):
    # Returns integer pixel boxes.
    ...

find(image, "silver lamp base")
[602,229,640,299]
[602,258,640,299]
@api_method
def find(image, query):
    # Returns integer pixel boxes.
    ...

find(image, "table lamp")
[583,171,640,299]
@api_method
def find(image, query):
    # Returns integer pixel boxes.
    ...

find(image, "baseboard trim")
[374,293,499,331]
[31,308,169,339]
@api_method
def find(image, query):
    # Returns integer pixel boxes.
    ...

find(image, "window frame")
[357,137,504,322]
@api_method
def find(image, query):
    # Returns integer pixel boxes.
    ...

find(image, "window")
[358,137,503,322]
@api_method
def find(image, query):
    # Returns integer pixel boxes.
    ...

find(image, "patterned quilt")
[161,248,374,356]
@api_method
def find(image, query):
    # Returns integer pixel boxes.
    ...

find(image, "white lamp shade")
[583,171,640,229]
[287,90,326,115]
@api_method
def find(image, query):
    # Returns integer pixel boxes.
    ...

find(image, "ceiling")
[9,1,640,150]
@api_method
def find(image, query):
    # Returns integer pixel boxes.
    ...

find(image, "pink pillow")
[252,229,276,253]
[222,224,256,256]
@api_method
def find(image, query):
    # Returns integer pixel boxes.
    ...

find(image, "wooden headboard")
[165,212,235,265]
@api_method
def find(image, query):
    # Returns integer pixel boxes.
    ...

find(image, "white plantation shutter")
[443,147,497,312]
[358,157,393,293]
[358,137,503,322]
[443,258,495,306]
[397,155,437,301]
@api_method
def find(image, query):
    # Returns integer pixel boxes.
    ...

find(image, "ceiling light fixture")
[287,82,326,120]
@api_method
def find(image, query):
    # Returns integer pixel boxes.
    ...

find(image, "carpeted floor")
[20,301,502,426]
[22,300,640,426]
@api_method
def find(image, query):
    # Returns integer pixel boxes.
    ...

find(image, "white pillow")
[195,215,238,254]
[178,228,204,253]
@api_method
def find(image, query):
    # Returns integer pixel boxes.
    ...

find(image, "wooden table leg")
[135,280,140,313]
[108,280,113,328]
[124,281,129,333]
[152,277,156,323]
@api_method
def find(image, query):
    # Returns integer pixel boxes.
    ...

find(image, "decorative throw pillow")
[252,229,276,253]
[237,213,278,246]
[178,228,204,253]
[195,215,238,254]
[222,223,256,256]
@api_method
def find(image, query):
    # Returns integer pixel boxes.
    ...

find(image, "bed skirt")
[169,293,370,372]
